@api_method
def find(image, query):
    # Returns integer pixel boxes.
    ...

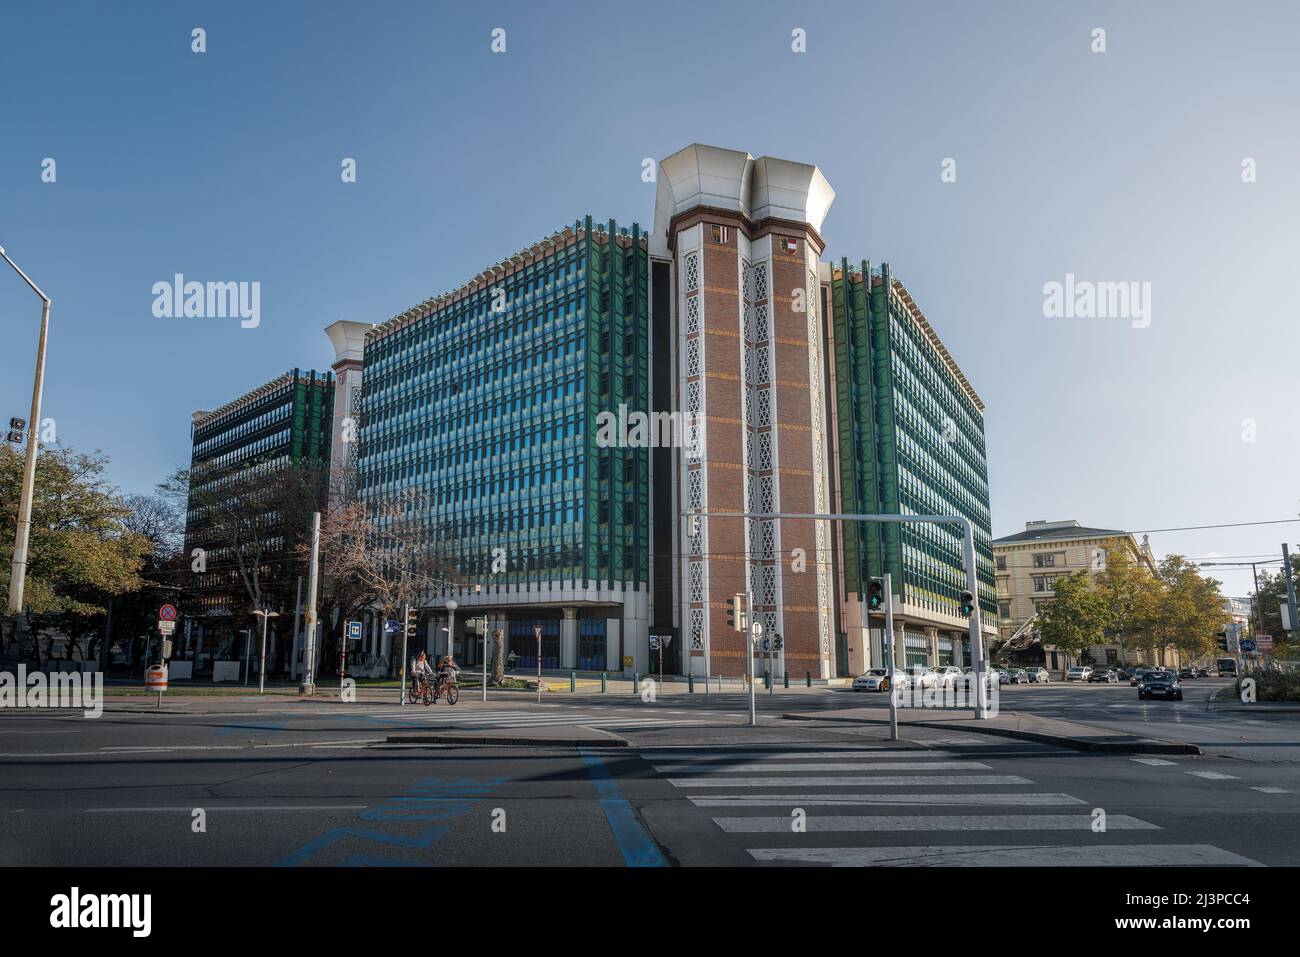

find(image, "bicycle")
[408,674,434,705]
[432,676,459,705]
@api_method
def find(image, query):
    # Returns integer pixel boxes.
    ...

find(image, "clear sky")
[2,0,1297,597]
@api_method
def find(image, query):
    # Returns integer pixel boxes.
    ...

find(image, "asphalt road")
[1,679,1297,866]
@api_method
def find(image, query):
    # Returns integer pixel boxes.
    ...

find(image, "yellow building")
[993,519,1173,674]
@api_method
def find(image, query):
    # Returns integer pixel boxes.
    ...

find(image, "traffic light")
[1215,632,1228,652]
[405,607,419,639]
[726,594,746,632]
[867,579,883,612]
[959,590,975,616]
[5,417,23,444]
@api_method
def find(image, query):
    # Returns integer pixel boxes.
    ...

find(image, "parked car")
[1129,668,1153,687]
[931,666,964,688]
[993,667,1012,685]
[1004,668,1029,684]
[1087,668,1120,683]
[961,667,998,690]
[1066,666,1093,681]
[905,666,939,689]
[852,669,909,692]
[1114,668,1133,680]
[1025,667,1050,684]
[1178,667,1196,679]
[1137,670,1183,701]
[1194,668,1210,678]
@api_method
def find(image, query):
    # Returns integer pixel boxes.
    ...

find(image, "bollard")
[806,671,812,687]
[633,672,639,694]
[784,671,790,689]
[764,670,771,690]
[688,672,694,693]
[570,671,576,693]
[601,672,607,693]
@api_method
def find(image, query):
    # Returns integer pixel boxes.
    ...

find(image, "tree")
[491,628,505,686]
[0,445,152,661]
[1094,545,1161,656]
[1253,555,1299,651]
[1035,570,1108,662]
[1138,556,1231,666]
[309,487,461,677]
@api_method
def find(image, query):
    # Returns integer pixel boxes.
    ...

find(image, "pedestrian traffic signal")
[405,607,419,639]
[959,590,975,616]
[867,579,883,611]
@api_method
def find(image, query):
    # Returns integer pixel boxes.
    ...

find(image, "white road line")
[689,792,1087,807]
[653,761,990,773]
[747,844,1263,867]
[1187,771,1240,780]
[86,805,367,813]
[715,814,1159,833]
[1130,758,1178,766]
[1250,787,1291,794]
[667,774,1033,788]
[638,750,957,760]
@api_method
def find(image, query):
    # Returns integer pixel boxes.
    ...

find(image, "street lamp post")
[444,599,457,661]
[1,246,51,627]
[252,608,281,694]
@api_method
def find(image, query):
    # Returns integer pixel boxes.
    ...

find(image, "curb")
[780,712,1200,755]
[384,731,628,748]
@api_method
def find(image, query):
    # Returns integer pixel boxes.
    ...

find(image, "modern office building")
[832,261,997,677]
[993,519,1164,672]
[326,143,996,679]
[184,369,334,668]
[349,217,649,672]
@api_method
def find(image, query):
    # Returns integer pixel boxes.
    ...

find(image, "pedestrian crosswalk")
[638,744,1264,867]
[343,707,700,733]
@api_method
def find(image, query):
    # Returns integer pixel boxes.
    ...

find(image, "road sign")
[346,620,363,640]
[1241,638,1257,652]
[661,635,672,647]
[1257,635,1274,650]
[159,604,177,622]
[157,620,175,635]
[534,624,543,639]
[750,621,763,637]
[649,636,659,651]
[761,637,770,651]
[161,639,173,659]
[384,619,400,635]
[145,664,168,691]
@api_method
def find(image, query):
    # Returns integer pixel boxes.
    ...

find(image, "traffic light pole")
[883,572,898,741]
[1283,545,1299,659]
[745,590,756,727]
[399,602,409,707]
[691,510,989,719]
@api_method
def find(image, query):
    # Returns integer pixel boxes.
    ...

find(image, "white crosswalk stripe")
[357,708,698,731]
[640,746,1262,867]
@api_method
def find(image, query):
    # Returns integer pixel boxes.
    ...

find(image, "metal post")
[303,511,321,693]
[481,617,488,703]
[258,612,268,694]
[399,603,409,707]
[2,246,51,620]
[290,575,302,680]
[745,590,756,727]
[963,522,988,719]
[1283,545,1299,661]
[884,572,898,742]
[536,626,542,703]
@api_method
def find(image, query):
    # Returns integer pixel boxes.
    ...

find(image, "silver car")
[1025,667,1050,683]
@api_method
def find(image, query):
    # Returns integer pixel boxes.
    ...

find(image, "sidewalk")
[782,706,1200,755]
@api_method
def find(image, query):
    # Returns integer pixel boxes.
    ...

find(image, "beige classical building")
[993,519,1172,673]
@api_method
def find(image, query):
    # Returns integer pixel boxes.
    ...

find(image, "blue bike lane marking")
[276,776,507,867]
[579,749,668,867]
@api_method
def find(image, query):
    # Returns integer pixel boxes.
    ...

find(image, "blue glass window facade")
[356,218,649,593]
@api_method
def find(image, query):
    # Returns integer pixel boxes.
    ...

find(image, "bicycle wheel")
[445,684,458,705]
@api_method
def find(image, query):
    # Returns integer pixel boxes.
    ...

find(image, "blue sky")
[2,0,1298,597]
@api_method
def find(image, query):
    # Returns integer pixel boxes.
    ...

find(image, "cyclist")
[436,654,459,696]
[411,651,434,696]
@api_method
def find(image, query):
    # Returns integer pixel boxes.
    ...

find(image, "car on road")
[1003,668,1029,684]
[1087,668,1120,683]
[931,666,964,688]
[1025,667,1050,683]
[1178,667,1196,679]
[1137,670,1183,701]
[1195,668,1210,678]
[852,669,908,692]
[1129,668,1154,686]
[1065,666,1093,681]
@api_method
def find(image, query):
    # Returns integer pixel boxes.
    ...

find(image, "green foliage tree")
[1094,545,1160,655]
[1035,570,1108,662]
[1138,556,1231,666]
[1253,555,1299,652]
[0,445,152,660]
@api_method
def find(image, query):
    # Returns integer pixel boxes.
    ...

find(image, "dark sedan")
[1137,671,1183,701]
